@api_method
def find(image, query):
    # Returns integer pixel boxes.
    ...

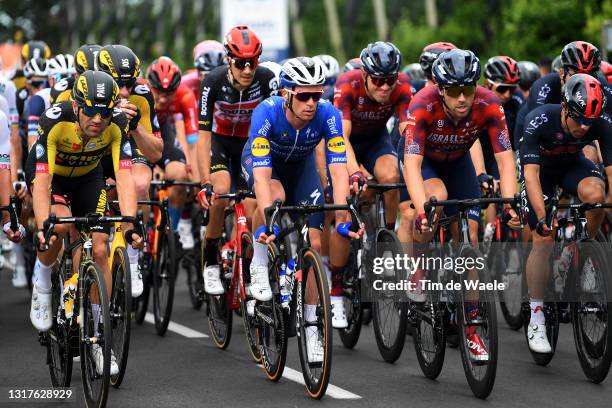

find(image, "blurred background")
[0,0,611,70]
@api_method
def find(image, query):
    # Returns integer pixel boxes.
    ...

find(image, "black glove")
[129,107,141,131]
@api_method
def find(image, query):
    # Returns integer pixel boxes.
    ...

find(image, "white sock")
[253,242,268,266]
[14,244,25,268]
[530,299,545,325]
[92,304,101,337]
[305,304,317,323]
[33,258,53,291]
[330,295,343,304]
[127,245,139,265]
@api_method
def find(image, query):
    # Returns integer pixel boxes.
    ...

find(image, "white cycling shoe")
[331,296,348,329]
[178,219,195,250]
[130,262,143,298]
[91,344,119,376]
[204,264,225,295]
[249,264,272,301]
[305,326,324,363]
[30,284,52,332]
[527,323,552,354]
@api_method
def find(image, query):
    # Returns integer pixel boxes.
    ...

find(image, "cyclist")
[49,43,101,104]
[196,25,277,296]
[313,54,340,101]
[418,42,457,90]
[517,60,541,99]
[342,57,363,73]
[28,71,141,375]
[146,56,197,247]
[602,61,612,83]
[97,45,163,296]
[520,74,611,353]
[240,57,363,359]
[182,40,227,97]
[403,50,519,361]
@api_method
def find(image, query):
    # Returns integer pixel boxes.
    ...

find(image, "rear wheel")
[153,227,177,336]
[110,247,131,388]
[239,232,261,362]
[47,268,72,387]
[338,241,363,349]
[186,244,204,310]
[491,240,524,330]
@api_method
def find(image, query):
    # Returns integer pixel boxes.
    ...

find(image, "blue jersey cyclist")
[241,57,364,363]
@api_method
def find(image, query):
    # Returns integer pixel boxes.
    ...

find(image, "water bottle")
[280,258,296,309]
[63,272,78,320]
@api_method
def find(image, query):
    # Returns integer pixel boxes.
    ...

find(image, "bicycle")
[38,213,137,408]
[200,190,260,362]
[411,195,522,399]
[521,190,612,383]
[258,197,362,399]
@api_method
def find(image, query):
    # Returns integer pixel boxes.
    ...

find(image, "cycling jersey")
[410,79,427,95]
[16,87,29,117]
[0,95,9,119]
[154,84,199,144]
[180,69,201,99]
[33,101,132,178]
[333,69,412,141]
[27,88,51,140]
[49,76,76,104]
[0,110,10,170]
[404,85,512,162]
[245,96,346,167]
[0,76,18,126]
[198,65,277,138]
[128,83,161,138]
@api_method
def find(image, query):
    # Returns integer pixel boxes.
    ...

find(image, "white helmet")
[259,61,283,81]
[280,57,325,88]
[23,57,49,78]
[313,54,339,83]
[48,54,75,78]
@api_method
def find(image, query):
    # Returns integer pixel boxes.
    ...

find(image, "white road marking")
[144,312,209,338]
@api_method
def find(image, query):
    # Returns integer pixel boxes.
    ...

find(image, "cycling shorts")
[211,134,248,191]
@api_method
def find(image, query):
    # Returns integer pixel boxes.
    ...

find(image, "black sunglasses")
[231,57,259,70]
[444,84,476,98]
[116,78,137,88]
[569,111,595,127]
[82,106,114,118]
[290,91,323,102]
[369,74,398,87]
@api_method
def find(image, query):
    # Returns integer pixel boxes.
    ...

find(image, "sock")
[464,301,479,335]
[92,304,101,337]
[305,304,317,322]
[33,258,53,291]
[330,265,344,297]
[205,238,220,266]
[253,241,268,266]
[169,206,182,231]
[14,243,25,268]
[530,299,545,324]
[127,245,139,265]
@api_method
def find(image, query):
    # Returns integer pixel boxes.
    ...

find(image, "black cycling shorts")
[211,134,248,190]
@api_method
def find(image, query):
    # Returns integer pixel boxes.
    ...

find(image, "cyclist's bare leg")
[132,162,153,222]
[206,170,231,240]
[577,176,605,238]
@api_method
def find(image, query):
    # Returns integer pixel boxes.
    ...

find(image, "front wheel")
[110,247,131,388]
[338,241,363,349]
[134,252,152,325]
[239,232,261,362]
[47,268,72,387]
[153,228,177,336]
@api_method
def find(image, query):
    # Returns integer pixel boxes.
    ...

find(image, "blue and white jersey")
[247,96,347,168]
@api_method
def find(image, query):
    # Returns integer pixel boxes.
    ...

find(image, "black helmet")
[551,55,562,72]
[97,45,140,83]
[484,56,520,84]
[74,44,102,74]
[342,57,363,73]
[194,48,226,73]
[419,42,457,80]
[71,70,119,109]
[517,61,541,91]
[360,42,401,76]
[21,40,51,61]
[432,49,481,87]
[562,73,606,119]
[403,63,425,81]
[560,41,601,74]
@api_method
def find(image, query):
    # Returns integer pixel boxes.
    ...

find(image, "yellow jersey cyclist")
[27,71,142,375]
[96,44,164,296]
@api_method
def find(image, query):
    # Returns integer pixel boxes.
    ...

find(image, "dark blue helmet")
[432,49,481,87]
[360,42,401,76]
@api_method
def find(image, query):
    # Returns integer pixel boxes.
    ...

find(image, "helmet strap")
[286,89,306,122]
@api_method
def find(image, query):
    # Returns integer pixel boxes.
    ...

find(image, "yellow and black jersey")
[128,83,161,137]
[34,101,133,178]
[49,76,76,104]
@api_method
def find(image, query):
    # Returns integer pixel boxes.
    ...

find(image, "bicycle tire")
[79,262,111,408]
[494,240,524,330]
[372,229,407,363]
[110,246,131,388]
[153,228,177,336]
[239,232,261,362]
[571,241,612,383]
[47,268,73,387]
[456,247,497,399]
[186,244,204,310]
[258,241,287,381]
[134,252,152,325]
[207,278,233,349]
[296,247,332,399]
[338,240,363,349]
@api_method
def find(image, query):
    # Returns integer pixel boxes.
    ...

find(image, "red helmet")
[484,56,520,84]
[601,61,612,83]
[561,41,601,74]
[562,73,606,119]
[224,26,262,59]
[147,56,181,92]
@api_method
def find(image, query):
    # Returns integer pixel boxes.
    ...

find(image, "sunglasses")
[286,89,323,102]
[28,79,47,88]
[369,74,398,87]
[116,77,137,88]
[231,57,259,70]
[444,84,476,98]
[569,111,595,127]
[82,106,114,118]
[488,80,517,95]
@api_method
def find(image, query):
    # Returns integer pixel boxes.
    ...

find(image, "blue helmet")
[360,42,401,76]
[432,49,481,87]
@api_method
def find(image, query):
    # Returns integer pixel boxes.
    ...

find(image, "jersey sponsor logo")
[119,159,132,169]
[87,142,96,149]
[329,155,347,164]
[35,163,48,173]
[72,143,81,150]
[536,83,551,105]
[122,141,132,156]
[35,144,45,159]
[527,113,548,131]
[252,157,271,167]
[251,137,270,157]
[327,136,346,153]
[310,189,321,205]
[134,84,150,95]
[258,119,272,136]
[45,105,62,119]
[96,83,105,98]
[326,116,339,135]
[200,86,211,116]
[405,142,421,155]
[437,119,444,128]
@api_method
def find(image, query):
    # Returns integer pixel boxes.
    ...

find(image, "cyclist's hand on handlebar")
[125,228,144,250]
[349,171,367,193]
[414,212,434,233]
[3,222,25,242]
[197,183,214,209]
[12,181,27,200]
[255,224,279,244]
[535,218,553,237]
[35,229,57,251]
[504,208,521,230]
[336,221,364,240]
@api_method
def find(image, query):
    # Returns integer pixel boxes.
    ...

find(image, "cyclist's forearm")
[496,150,517,198]
[174,119,189,159]
[524,164,545,220]
[469,139,487,176]
[33,173,51,229]
[132,127,162,162]
[405,154,426,213]
[342,119,359,174]
[315,140,327,188]
[0,170,10,222]
[197,130,211,183]
[10,130,22,183]
[329,163,350,222]
[115,169,137,217]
